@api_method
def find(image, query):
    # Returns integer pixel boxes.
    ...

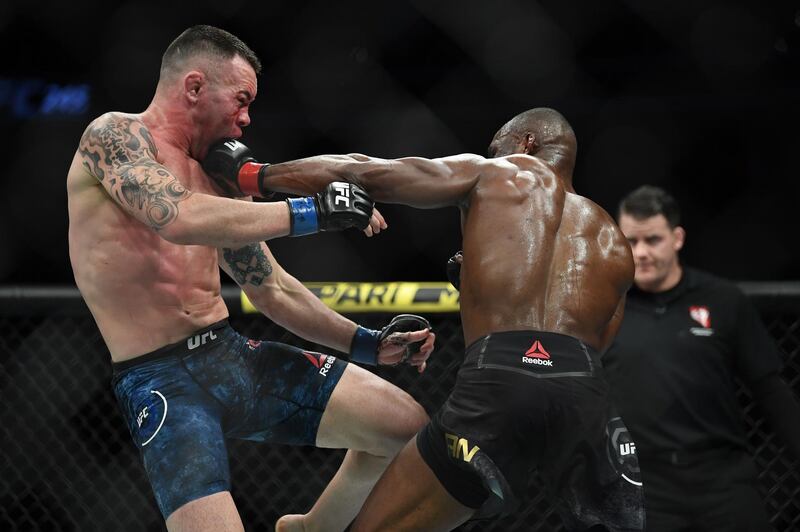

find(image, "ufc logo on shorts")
[187,330,218,350]
[136,406,149,427]
[333,183,350,207]
[620,442,636,456]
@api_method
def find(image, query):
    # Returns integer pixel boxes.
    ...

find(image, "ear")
[522,133,537,154]
[183,71,205,105]
[672,226,686,252]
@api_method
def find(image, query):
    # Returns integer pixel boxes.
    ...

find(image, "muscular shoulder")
[472,154,553,185]
[79,112,158,181]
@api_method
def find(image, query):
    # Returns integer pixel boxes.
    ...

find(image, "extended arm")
[264,153,485,209]
[78,113,291,247]
[201,139,490,209]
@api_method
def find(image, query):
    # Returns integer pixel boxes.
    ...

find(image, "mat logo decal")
[522,340,553,366]
[445,433,480,463]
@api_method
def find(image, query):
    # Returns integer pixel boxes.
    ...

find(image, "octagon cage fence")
[1,283,798,531]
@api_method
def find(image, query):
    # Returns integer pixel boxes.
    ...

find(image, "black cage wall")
[1,285,798,531]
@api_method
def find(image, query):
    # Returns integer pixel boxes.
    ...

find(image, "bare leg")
[352,438,475,532]
[166,491,243,532]
[276,364,428,532]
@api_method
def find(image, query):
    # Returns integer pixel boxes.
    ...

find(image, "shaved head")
[159,25,261,85]
[490,107,577,178]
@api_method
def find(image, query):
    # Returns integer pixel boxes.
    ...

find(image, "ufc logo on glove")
[333,183,351,207]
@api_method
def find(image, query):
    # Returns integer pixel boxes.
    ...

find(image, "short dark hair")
[160,25,261,78]
[618,185,681,228]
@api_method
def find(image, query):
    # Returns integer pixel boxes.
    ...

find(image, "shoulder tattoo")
[223,245,273,286]
[78,115,192,229]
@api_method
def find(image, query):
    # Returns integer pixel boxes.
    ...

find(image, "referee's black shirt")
[601,267,783,457]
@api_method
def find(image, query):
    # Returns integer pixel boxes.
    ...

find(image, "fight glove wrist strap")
[286,197,319,236]
[350,326,380,365]
[238,161,271,197]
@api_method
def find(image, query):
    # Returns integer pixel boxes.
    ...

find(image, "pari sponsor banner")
[241,282,460,313]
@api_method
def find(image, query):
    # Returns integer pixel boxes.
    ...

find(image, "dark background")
[1,0,799,285]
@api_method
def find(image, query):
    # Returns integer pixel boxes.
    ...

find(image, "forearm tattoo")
[223,244,273,286]
[78,115,192,229]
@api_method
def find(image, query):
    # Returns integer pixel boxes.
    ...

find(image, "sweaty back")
[458,154,633,350]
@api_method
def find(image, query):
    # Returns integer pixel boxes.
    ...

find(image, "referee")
[602,185,800,531]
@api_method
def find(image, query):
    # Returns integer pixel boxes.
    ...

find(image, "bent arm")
[218,242,358,353]
[78,113,290,247]
[264,153,488,208]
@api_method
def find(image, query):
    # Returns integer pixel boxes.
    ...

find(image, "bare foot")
[275,514,306,532]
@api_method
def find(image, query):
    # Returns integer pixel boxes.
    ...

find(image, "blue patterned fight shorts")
[111,320,347,518]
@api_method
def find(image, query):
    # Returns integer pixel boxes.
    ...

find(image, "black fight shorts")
[417,330,645,531]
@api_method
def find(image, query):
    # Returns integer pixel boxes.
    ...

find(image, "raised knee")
[385,392,429,448]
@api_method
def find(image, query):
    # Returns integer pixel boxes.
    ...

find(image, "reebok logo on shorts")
[303,351,337,376]
[522,340,553,366]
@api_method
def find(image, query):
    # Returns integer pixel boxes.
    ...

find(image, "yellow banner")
[241,282,460,313]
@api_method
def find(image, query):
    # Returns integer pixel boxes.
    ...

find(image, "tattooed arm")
[217,242,358,352]
[77,112,291,248]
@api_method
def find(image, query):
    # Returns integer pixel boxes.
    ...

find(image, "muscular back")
[458,155,632,349]
[266,150,633,351]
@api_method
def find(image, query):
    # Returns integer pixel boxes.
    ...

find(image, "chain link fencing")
[0,286,797,531]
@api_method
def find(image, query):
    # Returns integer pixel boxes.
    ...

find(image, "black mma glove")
[350,314,431,366]
[286,182,374,236]
[203,139,374,236]
[446,251,463,291]
[202,138,270,197]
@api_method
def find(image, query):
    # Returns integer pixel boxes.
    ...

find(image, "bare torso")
[458,155,633,350]
[67,112,228,362]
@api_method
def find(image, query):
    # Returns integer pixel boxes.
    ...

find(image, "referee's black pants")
[639,448,771,532]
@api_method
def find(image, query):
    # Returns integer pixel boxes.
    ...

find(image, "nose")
[237,109,251,128]
[630,241,648,260]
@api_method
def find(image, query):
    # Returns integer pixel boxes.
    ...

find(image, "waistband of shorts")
[464,330,597,364]
[112,319,232,374]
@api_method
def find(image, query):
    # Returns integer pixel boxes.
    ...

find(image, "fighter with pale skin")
[67,25,435,532]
